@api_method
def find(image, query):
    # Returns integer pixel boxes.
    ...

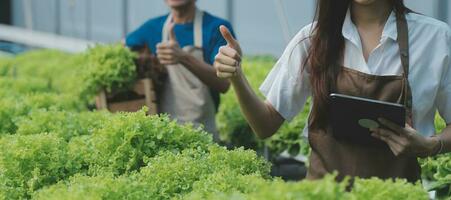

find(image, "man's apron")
[159,9,219,141]
[306,11,421,182]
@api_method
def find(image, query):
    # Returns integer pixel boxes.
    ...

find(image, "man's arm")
[179,53,230,93]
[156,23,230,93]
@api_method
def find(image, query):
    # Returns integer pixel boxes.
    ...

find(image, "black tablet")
[330,93,406,146]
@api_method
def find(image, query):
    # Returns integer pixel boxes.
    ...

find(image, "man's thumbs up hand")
[214,25,242,79]
[157,22,185,65]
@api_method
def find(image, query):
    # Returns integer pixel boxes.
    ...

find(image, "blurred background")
[0,0,450,56]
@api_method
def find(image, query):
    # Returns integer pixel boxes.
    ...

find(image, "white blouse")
[260,10,451,137]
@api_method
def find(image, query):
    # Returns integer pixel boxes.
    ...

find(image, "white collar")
[342,8,398,45]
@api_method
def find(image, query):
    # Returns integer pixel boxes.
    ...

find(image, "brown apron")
[306,12,420,182]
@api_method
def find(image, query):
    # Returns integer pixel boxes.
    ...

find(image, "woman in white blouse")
[214,0,450,181]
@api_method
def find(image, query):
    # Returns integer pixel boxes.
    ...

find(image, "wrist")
[230,65,244,85]
[428,136,443,156]
[179,51,191,64]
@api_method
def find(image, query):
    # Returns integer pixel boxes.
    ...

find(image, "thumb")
[219,25,238,48]
[168,22,178,43]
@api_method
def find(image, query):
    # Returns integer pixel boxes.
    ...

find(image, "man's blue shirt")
[126,11,235,65]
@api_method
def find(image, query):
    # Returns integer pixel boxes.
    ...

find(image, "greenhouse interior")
[0,0,450,199]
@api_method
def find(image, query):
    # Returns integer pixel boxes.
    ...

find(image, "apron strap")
[162,9,204,48]
[162,13,171,43]
[395,10,414,125]
[193,9,203,48]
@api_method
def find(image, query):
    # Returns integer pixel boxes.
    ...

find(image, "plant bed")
[0,50,441,200]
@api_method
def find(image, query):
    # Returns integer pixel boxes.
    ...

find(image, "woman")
[214,0,451,182]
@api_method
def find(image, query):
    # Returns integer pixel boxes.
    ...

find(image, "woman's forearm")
[230,68,284,139]
[215,25,284,139]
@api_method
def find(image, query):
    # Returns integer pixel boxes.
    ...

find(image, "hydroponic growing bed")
[0,45,448,200]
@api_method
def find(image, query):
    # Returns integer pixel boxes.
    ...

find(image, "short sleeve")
[125,16,166,49]
[259,24,314,121]
[435,28,451,124]
[126,24,148,49]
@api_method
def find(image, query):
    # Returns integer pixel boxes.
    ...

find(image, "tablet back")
[330,93,406,146]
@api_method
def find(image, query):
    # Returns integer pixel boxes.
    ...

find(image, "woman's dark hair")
[306,0,407,129]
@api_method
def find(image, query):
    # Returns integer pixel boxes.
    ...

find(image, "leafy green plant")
[188,174,429,200]
[33,174,151,200]
[15,110,110,141]
[349,178,428,200]
[0,134,72,199]
[0,93,85,135]
[35,145,271,200]
[421,153,451,198]
[435,112,448,133]
[266,104,310,157]
[184,172,269,200]
[71,109,213,176]
[0,77,52,97]
[242,174,350,200]
[0,57,12,76]
[419,113,450,198]
[21,93,84,111]
[80,44,137,100]
[186,174,349,200]
[0,50,86,96]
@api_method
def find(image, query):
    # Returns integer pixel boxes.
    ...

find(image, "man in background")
[126,0,236,141]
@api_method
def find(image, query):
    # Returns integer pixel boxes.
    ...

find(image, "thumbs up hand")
[157,22,186,65]
[214,25,242,79]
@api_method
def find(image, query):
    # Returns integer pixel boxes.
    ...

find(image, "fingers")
[214,62,237,73]
[159,59,177,65]
[215,53,239,66]
[214,58,238,78]
[156,42,178,64]
[156,48,174,55]
[404,123,416,132]
[156,43,176,64]
[386,140,403,156]
[372,128,404,144]
[371,128,407,156]
[157,42,177,50]
[371,131,403,156]
[157,54,175,61]
[219,46,241,62]
[378,118,410,137]
[217,71,235,79]
[220,25,237,46]
[214,46,241,79]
